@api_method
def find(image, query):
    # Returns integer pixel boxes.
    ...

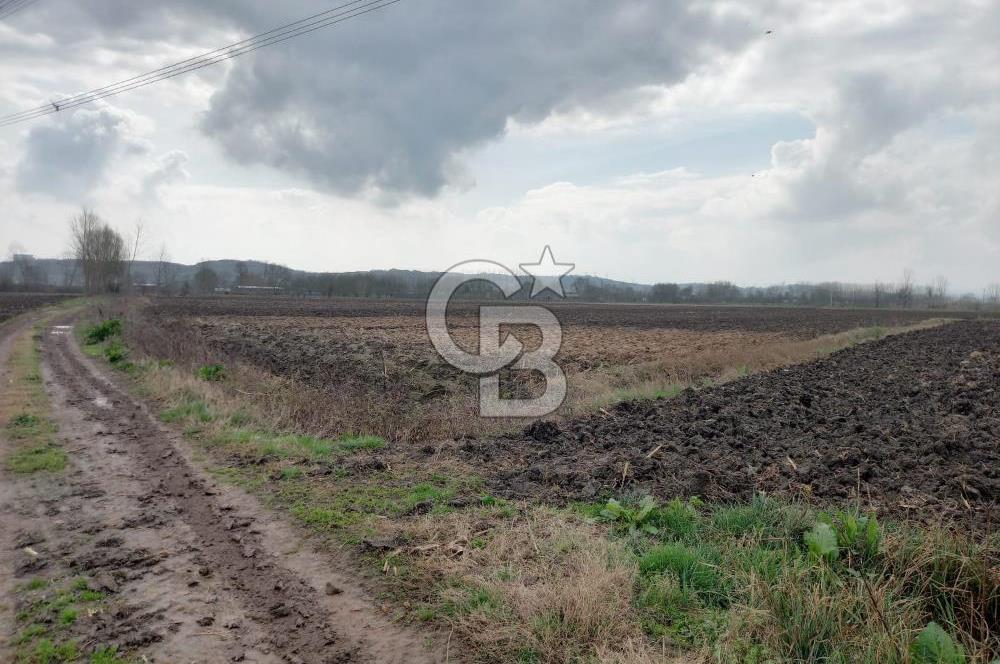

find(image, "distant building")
[235,285,282,294]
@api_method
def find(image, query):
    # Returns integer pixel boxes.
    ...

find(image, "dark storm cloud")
[188,1,754,196]
[5,1,756,198]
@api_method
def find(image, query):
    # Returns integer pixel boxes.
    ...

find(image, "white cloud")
[0,0,997,292]
[15,101,151,201]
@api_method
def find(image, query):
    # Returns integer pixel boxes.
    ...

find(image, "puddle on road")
[50,325,73,336]
[94,396,111,409]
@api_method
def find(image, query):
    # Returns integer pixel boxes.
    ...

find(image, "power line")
[0,0,41,21]
[0,0,402,127]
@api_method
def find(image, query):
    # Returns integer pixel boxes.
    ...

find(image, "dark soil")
[0,293,71,324]
[146,295,993,337]
[459,321,1000,525]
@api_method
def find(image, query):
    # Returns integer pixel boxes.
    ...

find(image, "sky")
[1,0,998,293]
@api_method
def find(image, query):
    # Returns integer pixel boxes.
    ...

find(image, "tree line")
[2,208,999,310]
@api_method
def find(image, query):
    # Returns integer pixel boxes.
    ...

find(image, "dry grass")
[396,507,667,663]
[122,298,954,444]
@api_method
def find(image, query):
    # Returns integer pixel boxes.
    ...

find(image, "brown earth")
[0,293,71,324]
[457,320,1000,526]
[147,295,990,337]
[0,313,444,663]
[132,297,992,444]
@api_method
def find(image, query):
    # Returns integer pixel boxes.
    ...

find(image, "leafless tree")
[126,219,145,292]
[70,208,127,293]
[873,281,885,309]
[985,283,1000,306]
[932,275,949,306]
[896,268,915,308]
[154,243,174,294]
[60,250,79,289]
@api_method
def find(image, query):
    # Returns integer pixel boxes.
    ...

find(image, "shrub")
[103,341,128,365]
[83,319,121,344]
[197,363,226,381]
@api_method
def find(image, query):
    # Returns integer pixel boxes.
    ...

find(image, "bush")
[103,341,128,365]
[198,363,226,382]
[83,319,121,344]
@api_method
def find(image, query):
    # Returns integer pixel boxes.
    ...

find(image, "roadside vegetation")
[77,308,997,663]
[1,319,65,474]
[13,576,128,664]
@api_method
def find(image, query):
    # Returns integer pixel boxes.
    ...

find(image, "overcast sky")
[1,0,998,292]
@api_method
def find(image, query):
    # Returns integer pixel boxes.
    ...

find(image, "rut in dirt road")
[1,316,443,664]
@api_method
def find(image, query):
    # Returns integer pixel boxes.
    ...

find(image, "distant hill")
[0,257,654,298]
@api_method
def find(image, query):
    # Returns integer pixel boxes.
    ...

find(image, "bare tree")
[897,268,915,308]
[984,283,1000,306]
[874,281,885,309]
[60,250,79,289]
[932,275,949,307]
[126,219,145,292]
[154,243,174,294]
[70,208,127,293]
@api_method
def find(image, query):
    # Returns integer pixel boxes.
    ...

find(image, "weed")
[911,622,967,664]
[83,319,121,344]
[598,496,660,535]
[804,522,840,562]
[197,363,226,381]
[103,341,129,367]
[90,645,131,664]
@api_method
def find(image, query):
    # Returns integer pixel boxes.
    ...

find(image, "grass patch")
[382,493,997,663]
[7,443,67,473]
[197,363,226,381]
[14,574,110,662]
[2,323,64,475]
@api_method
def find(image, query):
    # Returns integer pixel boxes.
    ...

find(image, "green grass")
[89,646,132,664]
[7,444,67,473]
[14,575,111,662]
[583,493,997,662]
[160,398,214,424]
[197,363,226,381]
[82,319,121,344]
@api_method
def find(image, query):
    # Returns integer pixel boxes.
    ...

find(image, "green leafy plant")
[598,496,659,535]
[197,363,226,381]
[910,622,967,664]
[834,511,881,561]
[804,522,839,562]
[83,319,121,344]
[103,341,128,365]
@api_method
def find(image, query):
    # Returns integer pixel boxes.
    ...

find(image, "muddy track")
[1,315,443,663]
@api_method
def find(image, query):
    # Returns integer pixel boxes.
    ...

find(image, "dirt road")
[1,313,442,662]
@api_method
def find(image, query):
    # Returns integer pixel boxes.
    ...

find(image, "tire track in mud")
[0,316,443,663]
